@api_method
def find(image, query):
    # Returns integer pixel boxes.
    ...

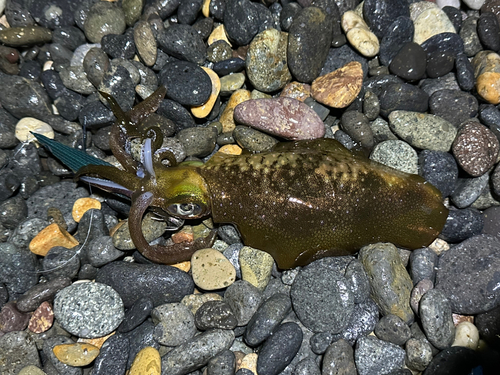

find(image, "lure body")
[34,87,448,269]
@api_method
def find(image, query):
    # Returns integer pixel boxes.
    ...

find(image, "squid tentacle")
[129,191,217,264]
[75,165,141,194]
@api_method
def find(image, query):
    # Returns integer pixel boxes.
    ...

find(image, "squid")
[34,86,448,269]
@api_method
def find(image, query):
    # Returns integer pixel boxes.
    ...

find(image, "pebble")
[344,259,371,304]
[28,223,78,256]
[246,28,291,92]
[240,352,258,374]
[483,206,500,239]
[359,243,414,324]
[388,110,457,152]
[0,301,30,332]
[60,66,96,95]
[322,339,357,375]
[90,334,129,374]
[0,26,52,47]
[474,51,500,104]
[405,338,433,372]
[195,300,237,330]
[52,342,100,366]
[422,346,480,375]
[87,236,124,268]
[207,349,236,375]
[257,322,303,375]
[219,89,251,132]
[452,321,480,350]
[151,302,196,346]
[419,289,456,349]
[27,301,54,333]
[244,293,291,347]
[16,366,47,375]
[54,282,124,338]
[427,50,455,78]
[207,40,232,63]
[334,299,380,346]
[311,61,363,108]
[95,261,194,308]
[161,329,235,374]
[71,197,101,223]
[370,140,418,174]
[239,246,274,291]
[354,336,406,375]
[0,331,41,375]
[292,357,321,375]
[224,280,262,326]
[192,67,220,118]
[112,212,167,250]
[363,0,410,39]
[134,20,157,67]
[0,243,37,299]
[460,15,483,57]
[450,173,490,208]
[208,24,232,47]
[157,24,206,65]
[379,16,414,66]
[224,0,260,46]
[341,11,380,58]
[379,82,429,117]
[15,117,54,143]
[420,32,464,58]
[177,127,217,158]
[436,234,500,314]
[287,6,333,83]
[128,346,161,375]
[452,121,499,177]
[191,248,236,290]
[233,97,325,140]
[118,296,154,334]
[83,2,126,44]
[389,42,427,81]
[428,89,478,128]
[413,6,456,45]
[220,72,246,94]
[478,11,500,52]
[410,279,434,316]
[291,258,354,333]
[232,126,279,152]
[374,314,411,345]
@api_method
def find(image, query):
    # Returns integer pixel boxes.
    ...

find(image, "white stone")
[452,321,479,350]
[410,1,439,21]
[436,0,460,8]
[0,0,6,15]
[347,28,380,58]
[463,0,486,10]
[15,117,54,143]
[413,7,457,45]
[342,10,369,33]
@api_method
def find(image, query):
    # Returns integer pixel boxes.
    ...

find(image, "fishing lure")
[35,87,448,269]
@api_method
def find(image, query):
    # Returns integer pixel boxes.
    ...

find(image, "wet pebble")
[86,236,124,268]
[112,212,167,250]
[118,297,154,334]
[363,0,410,39]
[426,51,455,78]
[370,140,418,174]
[359,243,414,324]
[450,173,490,208]
[101,31,135,60]
[0,242,37,299]
[191,248,236,290]
[291,258,354,333]
[419,289,455,349]
[429,89,478,128]
[388,110,457,152]
[52,342,99,367]
[224,0,261,46]
[440,208,484,243]
[257,322,303,375]
[160,61,211,106]
[379,83,429,118]
[341,11,380,58]
[334,299,380,346]
[0,331,41,375]
[405,338,433,372]
[412,5,456,45]
[16,276,71,313]
[422,345,479,375]
[455,53,475,91]
[234,97,325,140]
[0,301,30,332]
[0,26,52,47]
[84,1,126,44]
[195,300,237,330]
[95,261,194,308]
[474,50,500,104]
[374,314,411,346]
[207,349,236,375]
[379,16,414,67]
[54,282,124,338]
[452,121,499,177]
[157,24,206,65]
[354,336,406,375]
[322,338,356,375]
[452,321,480,349]
[177,127,217,158]
[151,302,196,346]
[224,280,262,326]
[389,42,427,81]
[478,11,500,52]
[239,246,274,291]
[344,259,370,304]
[409,248,438,285]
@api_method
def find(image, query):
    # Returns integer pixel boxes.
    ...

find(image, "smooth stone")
[0,331,41,375]
[340,111,374,149]
[194,300,237,330]
[16,277,71,313]
[419,72,461,97]
[0,301,30,333]
[311,61,363,108]
[151,302,196,346]
[346,26,380,58]
[441,208,484,243]
[332,299,380,346]
[134,20,156,67]
[287,6,333,83]
[409,248,438,285]
[15,117,54,143]
[28,223,78,256]
[158,99,196,130]
[191,248,236,290]
[161,329,235,374]
[370,140,418,174]
[0,26,52,47]
[442,5,462,32]
[98,65,135,112]
[405,338,433,372]
[157,24,206,65]
[428,89,478,128]
[291,257,355,333]
[370,117,398,143]
[452,121,499,177]
[117,297,154,334]
[112,212,167,250]
[321,43,369,79]
[207,40,232,63]
[121,320,159,369]
[280,81,311,102]
[474,51,500,104]
[322,339,356,375]
[95,261,194,308]
[234,97,325,140]
[224,280,262,326]
[220,72,246,94]
[420,32,464,57]
[101,31,136,60]
[293,357,321,375]
[84,1,126,44]
[362,90,380,120]
[246,28,291,93]
[374,314,411,345]
[52,343,99,366]
[359,243,414,324]
[389,42,427,81]
[256,322,303,375]
[355,336,406,375]
[239,246,274,291]
[344,259,371,304]
[419,289,455,349]
[17,366,47,375]
[219,89,251,132]
[450,173,490,208]
[422,346,480,375]
[224,0,261,45]
[478,11,500,51]
[129,346,161,375]
[465,0,486,9]
[379,16,414,66]
[378,82,429,118]
[413,7,456,45]
[207,349,236,375]
[60,66,95,95]
[177,127,217,158]
[182,293,224,316]
[436,234,500,314]
[388,111,457,152]
[452,321,480,350]
[232,126,279,153]
[54,282,124,338]
[191,67,220,119]
[460,15,482,57]
[122,0,144,26]
[363,0,410,39]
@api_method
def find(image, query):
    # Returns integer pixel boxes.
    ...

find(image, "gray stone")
[419,289,455,349]
[355,336,406,375]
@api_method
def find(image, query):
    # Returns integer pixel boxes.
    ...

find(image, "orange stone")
[191,67,220,118]
[72,197,102,222]
[219,89,251,132]
[78,332,115,349]
[452,313,474,326]
[172,226,194,244]
[217,144,242,155]
[208,24,231,46]
[476,72,500,104]
[28,301,54,333]
[280,81,311,102]
[29,223,79,256]
[170,260,191,272]
[129,346,161,375]
[311,61,363,108]
[52,343,99,366]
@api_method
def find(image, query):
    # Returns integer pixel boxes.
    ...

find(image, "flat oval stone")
[363,0,410,39]
[287,6,334,83]
[420,32,464,57]
[413,6,456,45]
[246,28,291,93]
[428,89,478,127]
[478,11,500,52]
[378,82,429,117]
[346,27,380,58]
[311,61,363,108]
[452,121,499,177]
[52,343,100,367]
[191,248,236,290]
[224,0,260,45]
[84,2,126,44]
[234,97,325,140]
[419,289,455,349]
[157,24,206,65]
[379,16,414,66]
[134,20,157,67]
[129,346,161,375]
[389,42,427,81]
[0,26,52,47]
[388,111,457,152]
[426,50,455,78]
[456,53,475,91]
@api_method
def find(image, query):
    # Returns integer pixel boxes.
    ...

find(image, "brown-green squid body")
[73,88,448,269]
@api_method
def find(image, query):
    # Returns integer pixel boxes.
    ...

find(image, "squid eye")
[167,203,203,218]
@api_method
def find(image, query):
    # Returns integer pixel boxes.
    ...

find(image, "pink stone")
[233,97,325,140]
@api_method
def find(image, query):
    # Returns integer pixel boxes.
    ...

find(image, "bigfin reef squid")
[33,86,448,269]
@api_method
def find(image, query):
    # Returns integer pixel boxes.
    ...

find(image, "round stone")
[191,248,236,290]
[389,42,427,81]
[84,2,126,44]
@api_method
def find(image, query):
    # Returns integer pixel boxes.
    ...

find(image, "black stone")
[422,347,479,375]
[363,0,410,39]
[79,99,115,129]
[418,149,458,198]
[389,42,427,81]
[364,74,404,96]
[122,320,160,368]
[91,335,130,375]
[429,89,478,127]
[476,304,500,349]
[28,0,78,29]
[18,60,42,81]
[421,32,464,57]
[455,53,475,91]
[225,0,262,46]
[426,51,454,78]
[118,297,154,333]
[378,83,429,118]
[0,243,37,299]
[101,31,136,60]
[280,2,301,32]
[210,0,225,21]
[42,246,80,281]
[5,0,35,27]
[192,17,214,40]
[409,248,438,285]
[157,99,196,130]
[177,0,203,25]
[213,58,246,76]
[440,208,484,243]
[99,65,136,112]
[157,24,206,64]
[52,26,86,51]
[321,43,368,78]
[379,16,414,66]
[159,61,211,106]
[478,12,500,52]
[442,6,462,32]
[54,89,84,121]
